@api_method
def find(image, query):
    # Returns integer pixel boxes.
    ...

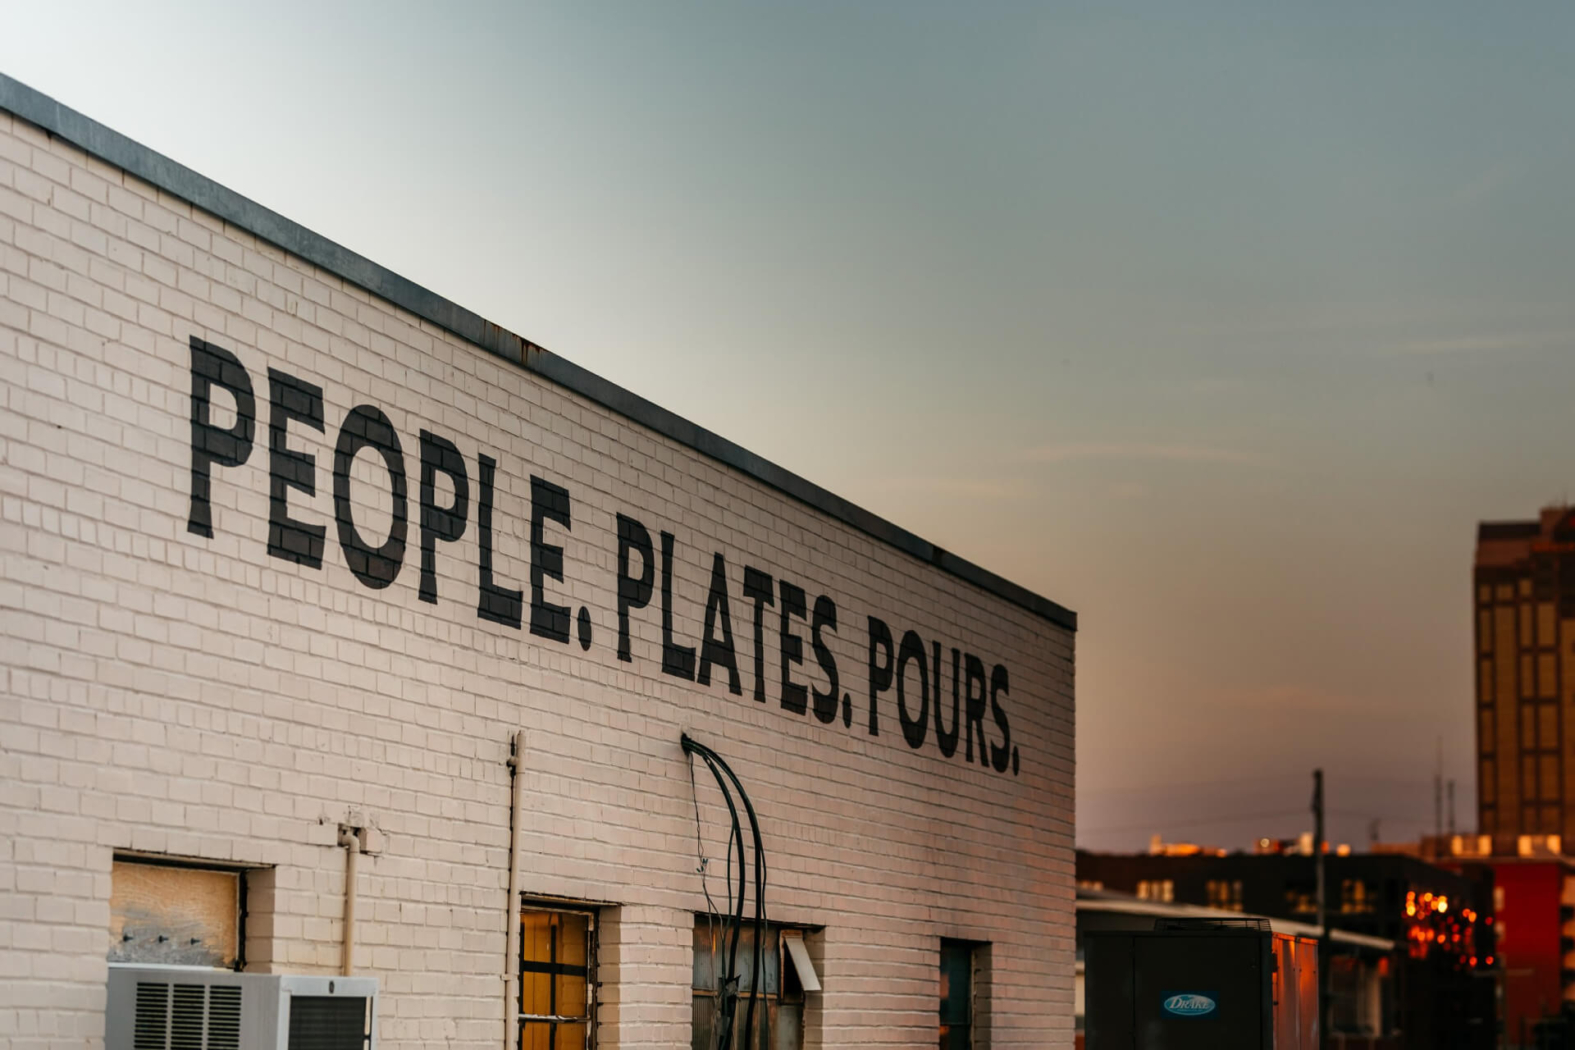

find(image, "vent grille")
[134,983,169,1050]
[208,986,242,1050]
[129,980,245,1050]
[171,984,205,1049]
[288,995,369,1050]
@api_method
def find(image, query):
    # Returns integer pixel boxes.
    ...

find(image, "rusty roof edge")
[0,72,1076,633]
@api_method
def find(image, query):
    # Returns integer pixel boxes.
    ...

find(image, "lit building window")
[1206,879,1244,912]
[1340,880,1374,914]
[1136,880,1174,903]
[1285,886,1317,915]
[520,905,596,1050]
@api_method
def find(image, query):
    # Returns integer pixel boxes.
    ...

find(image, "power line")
[1079,773,1309,798]
[1078,809,1308,836]
[1080,770,1458,800]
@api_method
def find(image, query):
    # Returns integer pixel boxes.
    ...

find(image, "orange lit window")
[520,905,596,1050]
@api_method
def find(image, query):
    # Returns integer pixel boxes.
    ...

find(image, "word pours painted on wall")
[185,337,1023,776]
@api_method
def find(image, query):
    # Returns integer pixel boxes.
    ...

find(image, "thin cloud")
[1385,331,1575,356]
[872,476,1028,500]
[1023,442,1273,467]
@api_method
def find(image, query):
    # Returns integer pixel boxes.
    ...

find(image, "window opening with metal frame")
[519,905,596,1050]
[939,939,981,1050]
[692,919,812,1050]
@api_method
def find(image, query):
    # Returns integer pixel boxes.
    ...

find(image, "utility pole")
[1448,779,1456,838]
[1313,769,1328,1050]
[1434,738,1444,857]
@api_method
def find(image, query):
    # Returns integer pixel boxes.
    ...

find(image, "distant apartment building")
[1475,505,1575,843]
[1076,849,1496,1049]
[1412,835,1575,1047]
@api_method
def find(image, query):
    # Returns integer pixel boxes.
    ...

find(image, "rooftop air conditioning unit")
[106,966,378,1050]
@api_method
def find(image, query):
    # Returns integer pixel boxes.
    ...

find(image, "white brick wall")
[0,106,1075,1050]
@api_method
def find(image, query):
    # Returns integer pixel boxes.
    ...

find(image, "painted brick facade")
[0,97,1075,1050]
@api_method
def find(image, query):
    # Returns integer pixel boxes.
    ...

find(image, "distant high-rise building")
[1474,506,1575,844]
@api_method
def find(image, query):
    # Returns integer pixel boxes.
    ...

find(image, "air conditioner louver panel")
[287,996,368,1050]
[134,983,170,1050]
[126,980,246,1050]
[171,984,206,1049]
[208,986,242,1050]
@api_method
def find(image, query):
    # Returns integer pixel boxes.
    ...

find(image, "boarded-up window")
[692,920,807,1050]
[109,859,239,968]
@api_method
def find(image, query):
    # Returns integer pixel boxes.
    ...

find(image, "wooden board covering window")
[108,860,239,968]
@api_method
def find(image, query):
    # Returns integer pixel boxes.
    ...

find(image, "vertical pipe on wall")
[338,826,361,977]
[504,731,526,1050]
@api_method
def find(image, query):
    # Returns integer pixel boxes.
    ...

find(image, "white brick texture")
[0,108,1075,1050]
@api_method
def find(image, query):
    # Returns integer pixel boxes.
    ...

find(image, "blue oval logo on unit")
[1162,993,1217,1017]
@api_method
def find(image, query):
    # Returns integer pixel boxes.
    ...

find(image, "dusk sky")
[6,1,1573,852]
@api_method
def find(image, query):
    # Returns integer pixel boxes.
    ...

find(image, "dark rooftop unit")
[1084,919,1318,1050]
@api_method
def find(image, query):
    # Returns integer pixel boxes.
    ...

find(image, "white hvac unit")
[106,966,378,1050]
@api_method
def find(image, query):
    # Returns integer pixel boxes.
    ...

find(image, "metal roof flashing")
[0,72,1075,632]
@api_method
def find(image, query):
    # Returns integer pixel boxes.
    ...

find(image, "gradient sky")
[5,1,1574,852]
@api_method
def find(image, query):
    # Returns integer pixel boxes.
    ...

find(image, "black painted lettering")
[742,567,775,702]
[810,595,839,725]
[475,455,523,628]
[989,663,1012,774]
[779,580,808,715]
[866,616,894,737]
[616,514,654,662]
[932,644,961,758]
[964,653,988,765]
[659,531,696,680]
[187,337,255,538]
[529,476,572,642]
[698,553,741,695]
[265,369,326,566]
[418,430,469,604]
[896,630,929,750]
[333,404,407,589]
